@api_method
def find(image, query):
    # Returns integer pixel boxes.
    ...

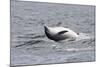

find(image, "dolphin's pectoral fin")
[58,30,68,35]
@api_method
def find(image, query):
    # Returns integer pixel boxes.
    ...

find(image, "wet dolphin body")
[44,26,78,42]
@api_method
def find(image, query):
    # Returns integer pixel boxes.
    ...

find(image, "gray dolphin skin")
[44,26,75,41]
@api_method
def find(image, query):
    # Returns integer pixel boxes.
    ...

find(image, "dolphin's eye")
[58,30,68,35]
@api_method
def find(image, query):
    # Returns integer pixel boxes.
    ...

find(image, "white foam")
[58,33,92,42]
[76,33,91,41]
